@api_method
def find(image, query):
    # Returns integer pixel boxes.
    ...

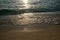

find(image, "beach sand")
[0,25,60,40]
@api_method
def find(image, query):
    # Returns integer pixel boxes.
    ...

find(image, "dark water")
[0,0,60,15]
[0,0,60,11]
[0,0,60,31]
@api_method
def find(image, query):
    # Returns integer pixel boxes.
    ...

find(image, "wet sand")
[0,25,60,40]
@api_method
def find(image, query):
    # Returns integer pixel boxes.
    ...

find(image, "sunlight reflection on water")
[11,13,37,25]
[0,12,60,31]
[8,12,60,26]
[0,12,60,26]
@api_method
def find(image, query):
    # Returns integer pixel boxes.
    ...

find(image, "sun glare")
[21,0,30,9]
[23,0,28,4]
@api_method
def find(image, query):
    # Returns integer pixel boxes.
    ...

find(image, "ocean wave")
[0,9,60,16]
[0,0,60,14]
[0,13,60,31]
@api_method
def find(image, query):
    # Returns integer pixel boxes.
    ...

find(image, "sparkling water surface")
[0,12,60,31]
[0,0,60,10]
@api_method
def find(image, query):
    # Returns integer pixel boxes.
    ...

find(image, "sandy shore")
[0,25,60,40]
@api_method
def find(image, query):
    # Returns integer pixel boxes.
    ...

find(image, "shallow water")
[0,12,60,31]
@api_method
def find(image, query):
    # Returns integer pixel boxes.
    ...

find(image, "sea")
[0,0,60,31]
